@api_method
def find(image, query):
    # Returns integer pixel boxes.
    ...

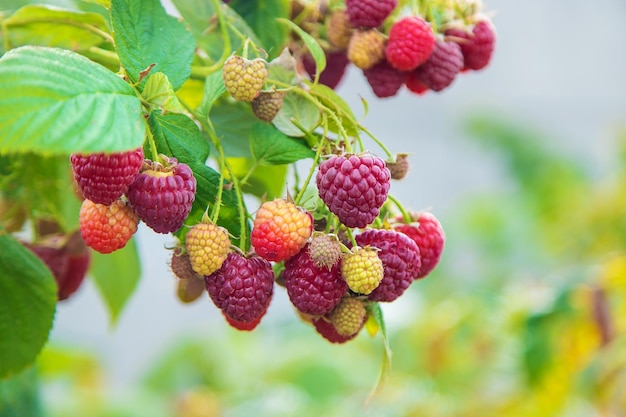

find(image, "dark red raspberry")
[303,51,350,90]
[385,16,436,71]
[222,296,271,331]
[363,60,407,98]
[205,252,274,324]
[413,41,464,92]
[282,243,347,316]
[405,71,429,95]
[126,157,196,234]
[316,154,391,228]
[312,316,360,344]
[394,212,445,278]
[355,229,421,302]
[445,20,496,71]
[346,0,397,28]
[70,148,144,205]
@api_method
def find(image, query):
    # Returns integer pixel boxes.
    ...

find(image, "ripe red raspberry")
[70,147,144,205]
[282,243,347,316]
[406,71,429,95]
[185,222,231,276]
[126,157,196,234]
[355,229,421,302]
[205,252,274,324]
[413,41,464,92]
[79,199,139,254]
[445,20,496,70]
[222,55,267,102]
[222,296,271,331]
[251,198,313,262]
[346,0,397,28]
[385,16,435,71]
[363,60,407,98]
[303,51,350,90]
[316,154,391,228]
[394,211,445,278]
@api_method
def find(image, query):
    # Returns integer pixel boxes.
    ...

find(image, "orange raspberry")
[79,199,138,254]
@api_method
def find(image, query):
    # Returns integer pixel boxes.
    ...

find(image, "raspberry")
[222,296,271,331]
[329,297,367,336]
[385,16,435,71]
[308,233,342,269]
[222,55,267,102]
[363,60,407,98]
[251,90,285,122]
[355,229,421,302]
[282,243,347,316]
[70,147,144,205]
[79,199,139,254]
[251,198,313,262]
[414,41,464,92]
[327,10,353,49]
[176,274,206,303]
[302,51,349,90]
[346,0,397,28]
[394,211,445,278]
[316,154,391,228]
[406,71,429,95]
[185,222,231,276]
[171,248,206,303]
[445,20,495,71]
[312,316,359,344]
[126,157,196,234]
[386,153,410,180]
[341,246,384,294]
[347,29,385,70]
[205,252,274,324]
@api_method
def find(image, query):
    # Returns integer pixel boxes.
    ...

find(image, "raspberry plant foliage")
[0,0,494,397]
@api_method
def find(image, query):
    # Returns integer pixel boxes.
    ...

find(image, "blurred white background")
[50,0,626,387]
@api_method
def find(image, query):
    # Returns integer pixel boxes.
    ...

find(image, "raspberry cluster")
[299,0,496,97]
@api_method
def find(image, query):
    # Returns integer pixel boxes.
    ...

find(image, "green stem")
[209,153,226,225]
[386,194,412,223]
[292,123,325,206]
[144,123,159,162]
[1,21,11,52]
[359,126,394,160]
[222,153,248,252]
[84,46,121,68]
[344,227,358,249]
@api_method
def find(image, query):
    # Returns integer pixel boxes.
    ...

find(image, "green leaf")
[81,0,111,9]
[0,46,145,155]
[228,158,287,199]
[142,72,186,114]
[3,5,110,51]
[250,122,314,165]
[0,234,57,379]
[171,0,261,62]
[148,111,210,167]
[309,82,359,137]
[228,0,289,58]
[90,238,141,324]
[0,367,43,417]
[272,91,321,137]
[277,17,326,84]
[198,70,226,117]
[110,0,195,90]
[210,101,257,158]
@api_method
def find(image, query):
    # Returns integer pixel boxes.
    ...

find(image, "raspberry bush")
[0,0,496,399]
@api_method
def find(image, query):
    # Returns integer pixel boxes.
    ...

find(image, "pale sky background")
[50,0,626,387]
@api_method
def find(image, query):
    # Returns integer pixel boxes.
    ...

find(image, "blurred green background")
[2,0,626,416]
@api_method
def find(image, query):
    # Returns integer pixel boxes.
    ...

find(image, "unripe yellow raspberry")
[222,55,268,102]
[327,10,353,49]
[347,29,386,70]
[341,246,384,294]
[185,223,231,276]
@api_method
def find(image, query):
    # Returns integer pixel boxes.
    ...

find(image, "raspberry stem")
[386,194,412,224]
[145,125,159,162]
[291,119,325,206]
[359,126,394,160]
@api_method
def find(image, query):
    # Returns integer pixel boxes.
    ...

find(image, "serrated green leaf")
[198,70,226,117]
[111,0,194,90]
[250,122,314,165]
[210,101,257,158]
[228,0,289,58]
[90,238,140,325]
[148,111,210,167]
[277,17,326,84]
[0,234,57,379]
[3,5,110,51]
[309,82,359,137]
[0,46,145,155]
[272,91,321,137]
[171,0,261,62]
[142,72,186,114]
